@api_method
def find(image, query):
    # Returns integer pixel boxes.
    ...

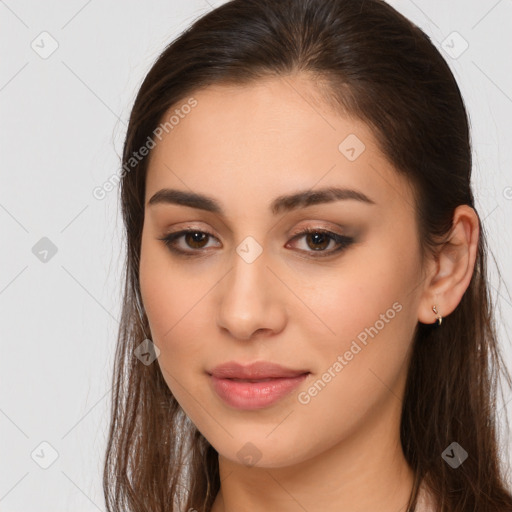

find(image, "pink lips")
[208,361,310,410]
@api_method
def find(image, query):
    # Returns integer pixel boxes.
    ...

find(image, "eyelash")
[157,227,354,258]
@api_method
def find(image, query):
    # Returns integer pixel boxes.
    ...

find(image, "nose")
[215,248,287,341]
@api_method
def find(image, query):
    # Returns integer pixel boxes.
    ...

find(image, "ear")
[417,205,480,324]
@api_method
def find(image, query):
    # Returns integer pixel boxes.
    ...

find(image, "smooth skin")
[139,74,479,512]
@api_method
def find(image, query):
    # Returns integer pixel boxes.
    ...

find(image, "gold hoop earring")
[432,305,443,326]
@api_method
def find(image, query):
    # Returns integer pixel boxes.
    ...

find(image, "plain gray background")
[1,0,511,510]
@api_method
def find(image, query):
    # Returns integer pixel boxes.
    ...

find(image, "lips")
[208,360,310,380]
[207,361,310,410]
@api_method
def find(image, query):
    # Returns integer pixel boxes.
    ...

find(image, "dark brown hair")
[103,0,512,510]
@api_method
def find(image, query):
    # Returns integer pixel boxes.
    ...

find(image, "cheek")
[288,248,418,443]
[139,238,213,390]
[298,238,419,376]
[140,229,193,338]
[139,238,178,348]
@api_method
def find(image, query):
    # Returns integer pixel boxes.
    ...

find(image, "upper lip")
[209,361,310,379]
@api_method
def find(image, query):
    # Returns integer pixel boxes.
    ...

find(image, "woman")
[103,0,512,511]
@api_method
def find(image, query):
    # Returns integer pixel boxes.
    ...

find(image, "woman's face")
[139,75,429,468]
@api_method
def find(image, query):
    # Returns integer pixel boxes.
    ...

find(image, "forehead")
[145,76,415,214]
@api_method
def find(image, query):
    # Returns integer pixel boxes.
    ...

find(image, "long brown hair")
[103,1,512,510]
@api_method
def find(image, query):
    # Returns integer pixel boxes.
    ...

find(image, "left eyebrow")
[270,186,376,214]
[147,186,376,216]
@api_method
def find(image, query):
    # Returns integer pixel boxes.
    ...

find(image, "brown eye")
[157,229,220,255]
[287,228,354,258]
[304,232,330,251]
[158,227,354,259]
[183,231,209,249]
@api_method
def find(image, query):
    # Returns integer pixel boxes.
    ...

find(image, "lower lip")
[209,373,309,410]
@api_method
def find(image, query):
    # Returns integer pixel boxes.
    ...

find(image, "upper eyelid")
[163,225,344,241]
[162,219,347,237]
